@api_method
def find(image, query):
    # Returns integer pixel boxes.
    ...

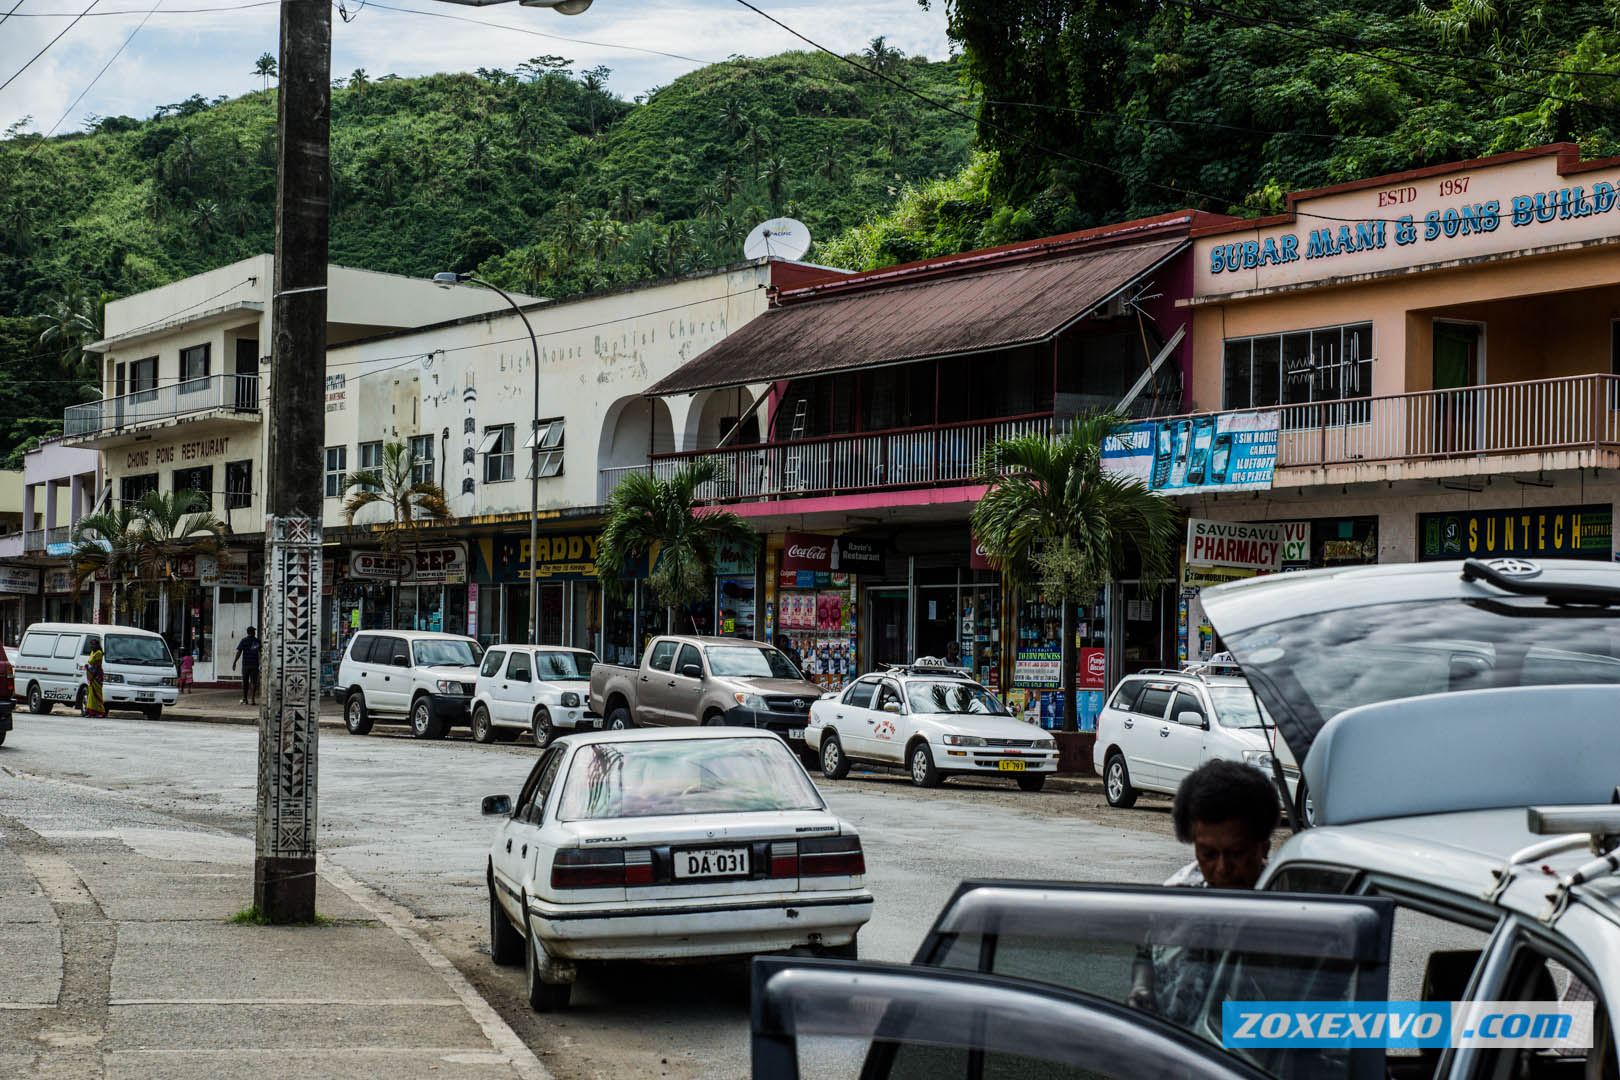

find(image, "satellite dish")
[744,217,811,261]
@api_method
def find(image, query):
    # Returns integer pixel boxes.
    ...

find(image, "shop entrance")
[867,589,909,669]
[915,588,957,662]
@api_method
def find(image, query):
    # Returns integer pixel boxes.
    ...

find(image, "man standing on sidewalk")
[233,626,261,706]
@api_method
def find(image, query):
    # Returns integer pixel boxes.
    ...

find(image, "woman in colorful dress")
[84,644,106,718]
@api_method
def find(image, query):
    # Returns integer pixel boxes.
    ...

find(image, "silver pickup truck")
[588,635,823,747]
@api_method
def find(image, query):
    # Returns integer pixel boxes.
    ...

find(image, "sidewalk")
[160,687,344,727]
[0,799,548,1079]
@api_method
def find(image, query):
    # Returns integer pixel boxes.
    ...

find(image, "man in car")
[1127,759,1280,1022]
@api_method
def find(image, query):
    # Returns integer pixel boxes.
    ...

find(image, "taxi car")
[482,728,872,1011]
[804,661,1058,790]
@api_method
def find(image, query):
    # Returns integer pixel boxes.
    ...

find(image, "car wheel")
[142,705,163,722]
[0,727,6,746]
[1016,774,1047,792]
[908,742,942,788]
[525,923,572,1012]
[1295,777,1317,828]
[411,697,446,740]
[702,712,725,727]
[28,684,50,715]
[820,733,850,780]
[489,876,524,967]
[531,707,555,750]
[344,692,372,735]
[471,704,496,745]
[605,705,633,731]
[1104,752,1139,809]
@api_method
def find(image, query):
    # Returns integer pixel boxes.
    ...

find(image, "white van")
[15,623,179,720]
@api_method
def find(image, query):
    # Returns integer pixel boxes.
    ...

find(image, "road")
[0,712,1190,1079]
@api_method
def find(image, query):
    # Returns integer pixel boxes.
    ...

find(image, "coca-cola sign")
[970,536,996,571]
[781,532,835,572]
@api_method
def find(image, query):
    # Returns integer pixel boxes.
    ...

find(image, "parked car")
[482,727,872,1011]
[1092,665,1298,811]
[337,630,482,739]
[472,645,599,748]
[0,642,13,744]
[14,622,177,720]
[805,662,1057,790]
[588,636,822,749]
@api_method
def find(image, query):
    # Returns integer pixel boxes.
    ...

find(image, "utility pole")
[255,0,330,923]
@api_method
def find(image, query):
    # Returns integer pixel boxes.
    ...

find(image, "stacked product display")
[777,588,857,692]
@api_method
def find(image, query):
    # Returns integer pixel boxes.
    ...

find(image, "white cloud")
[0,0,951,135]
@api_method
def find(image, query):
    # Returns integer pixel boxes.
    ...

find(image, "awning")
[647,237,1186,396]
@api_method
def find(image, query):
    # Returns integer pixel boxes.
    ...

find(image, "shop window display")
[958,587,1002,690]
[1007,588,1107,732]
[777,583,856,692]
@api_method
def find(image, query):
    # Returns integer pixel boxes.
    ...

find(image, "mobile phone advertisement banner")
[1102,410,1280,493]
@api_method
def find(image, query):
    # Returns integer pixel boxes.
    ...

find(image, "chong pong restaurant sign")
[1186,519,1284,573]
[1418,505,1612,562]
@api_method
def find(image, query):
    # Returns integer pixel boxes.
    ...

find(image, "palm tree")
[341,441,453,623]
[695,187,722,219]
[253,52,278,94]
[970,414,1180,733]
[34,288,107,379]
[596,460,756,632]
[715,163,740,203]
[69,490,224,625]
[68,503,144,620]
[721,97,745,138]
[759,154,789,207]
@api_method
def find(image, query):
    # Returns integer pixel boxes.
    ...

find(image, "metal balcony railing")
[64,373,261,438]
[46,526,70,547]
[650,413,1053,502]
[22,529,43,552]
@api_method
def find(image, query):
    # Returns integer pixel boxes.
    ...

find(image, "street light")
[435,271,543,645]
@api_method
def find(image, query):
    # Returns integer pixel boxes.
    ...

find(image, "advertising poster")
[1014,650,1061,688]
[1186,518,1285,573]
[1418,504,1612,561]
[1103,410,1279,494]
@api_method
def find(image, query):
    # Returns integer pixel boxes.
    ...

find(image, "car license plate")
[997,759,1026,772]
[135,691,156,702]
[788,728,805,739]
[675,847,749,879]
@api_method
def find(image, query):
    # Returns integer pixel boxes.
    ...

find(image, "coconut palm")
[341,441,453,622]
[596,460,756,632]
[759,154,789,207]
[970,413,1180,733]
[68,503,145,619]
[253,52,278,94]
[34,288,106,379]
[69,490,224,625]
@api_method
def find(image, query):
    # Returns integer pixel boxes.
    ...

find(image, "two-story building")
[0,441,102,643]
[71,255,531,684]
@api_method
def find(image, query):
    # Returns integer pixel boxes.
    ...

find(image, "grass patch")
[230,905,334,927]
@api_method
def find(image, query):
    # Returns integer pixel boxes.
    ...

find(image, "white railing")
[46,526,69,546]
[64,373,261,438]
[23,529,43,551]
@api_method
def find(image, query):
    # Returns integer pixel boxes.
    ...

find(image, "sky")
[0,0,953,137]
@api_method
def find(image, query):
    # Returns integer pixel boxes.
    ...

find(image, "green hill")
[0,50,976,460]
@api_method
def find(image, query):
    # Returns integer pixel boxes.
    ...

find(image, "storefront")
[469,529,651,660]
[0,565,39,647]
[771,533,862,693]
[42,568,88,624]
[712,536,760,640]
[336,542,471,642]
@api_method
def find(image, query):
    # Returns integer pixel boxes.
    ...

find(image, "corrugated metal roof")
[646,236,1186,396]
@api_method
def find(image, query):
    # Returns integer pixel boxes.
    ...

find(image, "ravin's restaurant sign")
[1196,149,1620,294]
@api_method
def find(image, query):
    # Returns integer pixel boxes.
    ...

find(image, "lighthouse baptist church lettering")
[1102,410,1279,494]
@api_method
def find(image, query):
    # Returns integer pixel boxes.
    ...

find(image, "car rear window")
[21,633,56,656]
[843,681,876,708]
[1134,685,1175,719]
[555,738,825,820]
[350,634,378,663]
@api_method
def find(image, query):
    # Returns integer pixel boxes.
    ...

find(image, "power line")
[0,0,100,97]
[0,0,27,29]
[1,0,269,11]
[361,1,716,67]
[37,0,161,140]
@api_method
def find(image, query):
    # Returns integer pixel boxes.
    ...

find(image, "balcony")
[23,529,43,553]
[646,413,1054,503]
[64,373,261,445]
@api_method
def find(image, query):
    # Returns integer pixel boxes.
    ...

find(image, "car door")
[1127,681,1178,789]
[865,680,907,764]
[517,746,568,904]
[499,649,534,724]
[637,639,679,725]
[373,635,412,714]
[825,678,878,759]
[48,633,82,699]
[492,747,560,923]
[751,956,1279,1080]
[1158,687,1210,792]
[912,880,1397,1080]
[666,643,706,727]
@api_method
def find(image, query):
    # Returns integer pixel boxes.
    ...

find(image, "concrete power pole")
[255,0,331,923]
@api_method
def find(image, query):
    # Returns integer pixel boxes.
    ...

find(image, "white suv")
[338,630,482,739]
[471,645,599,748]
[1092,666,1297,810]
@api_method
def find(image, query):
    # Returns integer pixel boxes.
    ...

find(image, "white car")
[805,664,1058,791]
[471,645,599,748]
[15,622,178,720]
[337,629,482,739]
[482,728,872,1011]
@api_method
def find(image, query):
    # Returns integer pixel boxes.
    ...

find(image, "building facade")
[0,442,102,644]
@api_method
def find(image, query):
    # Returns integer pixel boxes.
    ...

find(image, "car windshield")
[705,645,798,679]
[413,639,481,668]
[1207,686,1272,730]
[556,738,825,820]
[1226,597,1620,734]
[105,634,173,666]
[906,681,1009,716]
[534,651,593,680]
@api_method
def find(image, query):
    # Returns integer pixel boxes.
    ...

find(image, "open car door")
[751,956,1277,1080]
[911,880,1395,1080]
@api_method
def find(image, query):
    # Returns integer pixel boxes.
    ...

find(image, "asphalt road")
[0,712,1194,1079]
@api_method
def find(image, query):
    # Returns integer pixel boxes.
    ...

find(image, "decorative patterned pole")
[255,0,330,923]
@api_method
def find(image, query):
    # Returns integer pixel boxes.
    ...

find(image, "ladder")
[780,399,809,491]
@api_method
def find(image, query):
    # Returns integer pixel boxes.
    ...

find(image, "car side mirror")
[883,701,901,714]
[481,794,512,816]
[392,655,410,667]
[681,663,702,678]
[1176,709,1206,729]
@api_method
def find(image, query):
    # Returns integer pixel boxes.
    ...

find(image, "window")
[1133,685,1174,719]
[843,680,877,709]
[412,638,480,667]
[324,446,347,498]
[529,418,564,479]
[130,356,158,401]
[648,640,677,672]
[479,649,505,677]
[179,343,210,393]
[706,645,801,679]
[358,440,383,492]
[1222,322,1372,424]
[556,738,823,820]
[225,460,252,509]
[349,634,379,663]
[121,473,158,507]
[53,635,81,659]
[527,747,565,824]
[409,435,435,487]
[21,633,57,656]
[173,465,212,510]
[1171,689,1205,726]
[80,635,100,657]
[514,748,557,821]
[1109,681,1144,713]
[506,651,532,681]
[675,643,702,676]
[481,424,514,483]
[875,681,905,712]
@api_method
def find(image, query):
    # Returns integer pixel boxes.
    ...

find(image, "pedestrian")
[234,626,261,706]
[1127,758,1280,1023]
[83,642,106,718]
[944,640,962,667]
[179,649,195,693]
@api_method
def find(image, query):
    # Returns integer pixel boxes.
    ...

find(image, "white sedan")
[806,666,1059,790]
[482,728,872,1011]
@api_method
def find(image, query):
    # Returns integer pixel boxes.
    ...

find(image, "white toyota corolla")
[482,727,873,1011]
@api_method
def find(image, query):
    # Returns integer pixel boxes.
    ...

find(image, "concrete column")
[23,484,35,534]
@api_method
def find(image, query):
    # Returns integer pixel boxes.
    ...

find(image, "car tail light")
[767,841,798,878]
[551,847,655,889]
[795,835,865,877]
